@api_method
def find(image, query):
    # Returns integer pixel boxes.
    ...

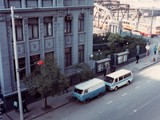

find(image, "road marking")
[135,86,140,89]
[132,94,160,113]
[122,92,127,96]
[133,109,137,112]
[107,100,113,104]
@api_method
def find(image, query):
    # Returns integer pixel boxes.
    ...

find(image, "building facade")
[0,0,94,95]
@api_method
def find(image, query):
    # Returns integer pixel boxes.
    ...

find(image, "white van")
[72,78,106,103]
[104,69,133,91]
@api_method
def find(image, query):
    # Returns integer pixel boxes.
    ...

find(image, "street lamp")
[90,54,94,71]
[11,7,44,120]
[11,6,24,120]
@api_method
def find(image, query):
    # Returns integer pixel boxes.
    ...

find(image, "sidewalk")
[2,55,160,120]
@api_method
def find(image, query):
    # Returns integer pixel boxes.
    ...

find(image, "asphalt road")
[33,63,160,120]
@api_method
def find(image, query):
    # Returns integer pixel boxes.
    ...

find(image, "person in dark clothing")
[22,99,29,113]
[136,54,139,63]
[13,99,18,112]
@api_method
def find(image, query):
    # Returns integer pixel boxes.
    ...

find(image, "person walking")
[22,99,29,113]
[136,54,139,63]
[153,45,157,55]
[13,99,18,112]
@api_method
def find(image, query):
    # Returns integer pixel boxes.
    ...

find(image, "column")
[85,9,93,65]
[55,16,65,72]
[21,0,26,8]
[72,13,78,64]
[0,15,12,94]
[23,18,30,75]
[38,0,42,7]
[39,17,45,59]
[0,1,5,8]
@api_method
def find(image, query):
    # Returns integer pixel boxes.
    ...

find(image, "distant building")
[0,0,94,95]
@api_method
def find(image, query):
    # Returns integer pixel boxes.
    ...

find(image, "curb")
[139,60,160,71]
[27,100,72,120]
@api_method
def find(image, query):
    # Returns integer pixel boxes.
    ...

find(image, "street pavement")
[2,42,160,120]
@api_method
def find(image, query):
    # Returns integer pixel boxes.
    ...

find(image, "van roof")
[75,78,105,90]
[106,69,132,78]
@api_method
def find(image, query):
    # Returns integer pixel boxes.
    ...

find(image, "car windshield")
[104,76,114,83]
[74,88,83,94]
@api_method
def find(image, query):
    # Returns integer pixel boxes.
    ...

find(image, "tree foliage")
[23,56,69,109]
[73,63,94,82]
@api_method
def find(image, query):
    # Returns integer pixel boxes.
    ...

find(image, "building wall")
[0,0,94,95]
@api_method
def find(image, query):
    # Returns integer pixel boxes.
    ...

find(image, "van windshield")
[74,88,83,94]
[104,76,114,83]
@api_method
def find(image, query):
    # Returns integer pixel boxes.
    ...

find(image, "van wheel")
[98,93,103,97]
[84,98,90,103]
[127,81,130,85]
[114,86,118,91]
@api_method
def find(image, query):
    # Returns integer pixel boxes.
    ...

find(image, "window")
[45,52,54,59]
[42,0,52,7]
[64,15,72,34]
[119,76,124,81]
[26,0,38,7]
[13,57,25,81]
[65,47,72,67]
[12,19,23,41]
[115,78,118,83]
[44,17,53,37]
[74,88,83,94]
[104,76,114,83]
[124,73,131,78]
[7,0,21,8]
[28,18,39,40]
[19,58,26,80]
[78,14,84,32]
[78,45,84,63]
[84,89,88,94]
[30,54,40,73]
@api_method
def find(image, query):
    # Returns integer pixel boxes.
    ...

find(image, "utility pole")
[11,6,24,120]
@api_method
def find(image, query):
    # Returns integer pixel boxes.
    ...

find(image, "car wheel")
[114,86,118,91]
[127,81,130,85]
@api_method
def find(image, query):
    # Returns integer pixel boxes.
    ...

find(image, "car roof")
[106,69,132,79]
[75,78,105,90]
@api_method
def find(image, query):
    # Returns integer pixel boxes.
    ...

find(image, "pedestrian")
[136,54,139,63]
[22,99,29,113]
[13,99,18,112]
[153,45,157,55]
[104,68,106,77]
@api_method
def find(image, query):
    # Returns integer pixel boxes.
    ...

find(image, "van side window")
[124,73,131,78]
[119,76,123,81]
[115,78,118,83]
[84,89,88,94]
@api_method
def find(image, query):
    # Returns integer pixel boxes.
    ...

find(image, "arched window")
[64,15,72,34]
[78,13,84,32]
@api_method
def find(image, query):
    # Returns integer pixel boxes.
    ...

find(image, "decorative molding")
[17,43,25,55]
[45,38,54,50]
[0,14,5,22]
[29,40,40,53]
[65,35,72,46]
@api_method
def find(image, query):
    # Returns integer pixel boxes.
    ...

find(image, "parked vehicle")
[104,69,133,91]
[72,78,106,103]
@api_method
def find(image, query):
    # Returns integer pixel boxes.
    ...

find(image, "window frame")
[28,18,39,40]
[44,17,53,37]
[64,15,72,34]
[78,13,84,32]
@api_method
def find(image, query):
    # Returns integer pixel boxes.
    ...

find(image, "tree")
[73,63,94,82]
[23,56,69,110]
[107,33,125,52]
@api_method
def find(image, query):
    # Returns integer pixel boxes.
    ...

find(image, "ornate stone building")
[0,0,93,95]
